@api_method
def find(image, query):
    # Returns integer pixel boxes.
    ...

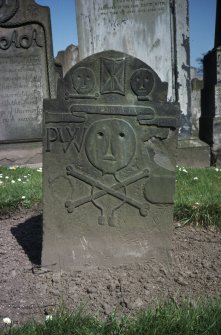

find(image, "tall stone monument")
[200,0,221,166]
[42,50,180,270]
[76,0,191,138]
[0,0,56,165]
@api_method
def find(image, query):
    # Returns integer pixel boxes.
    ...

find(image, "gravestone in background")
[42,50,180,271]
[0,0,56,144]
[55,44,79,76]
[200,0,221,166]
[190,68,203,137]
[76,0,191,138]
[177,68,210,168]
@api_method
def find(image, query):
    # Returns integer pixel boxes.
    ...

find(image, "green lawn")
[0,166,42,214]
[174,166,221,227]
[2,300,221,335]
[0,165,221,227]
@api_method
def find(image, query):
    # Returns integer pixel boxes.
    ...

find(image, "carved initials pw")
[59,127,86,153]
[46,127,86,153]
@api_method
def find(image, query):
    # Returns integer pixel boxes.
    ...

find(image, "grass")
[0,165,220,228]
[0,166,42,214]
[2,300,221,335]
[174,166,221,228]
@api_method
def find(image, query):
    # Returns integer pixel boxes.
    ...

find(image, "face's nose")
[103,131,115,161]
[139,78,145,89]
[81,76,88,88]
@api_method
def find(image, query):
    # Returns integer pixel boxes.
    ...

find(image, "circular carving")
[0,0,18,23]
[85,119,136,175]
[130,68,154,96]
[72,67,95,94]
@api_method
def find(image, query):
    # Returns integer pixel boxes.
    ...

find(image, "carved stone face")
[85,118,136,174]
[131,68,154,96]
[72,67,95,94]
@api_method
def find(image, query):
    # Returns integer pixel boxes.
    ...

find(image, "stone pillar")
[76,0,191,138]
[173,0,192,137]
[200,0,221,166]
[215,0,221,48]
[190,67,203,137]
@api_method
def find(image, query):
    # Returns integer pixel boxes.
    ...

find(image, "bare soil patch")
[0,205,221,325]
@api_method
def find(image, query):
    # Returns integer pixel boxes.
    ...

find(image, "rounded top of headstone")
[62,50,168,104]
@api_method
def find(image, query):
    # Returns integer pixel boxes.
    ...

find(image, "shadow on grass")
[11,214,43,265]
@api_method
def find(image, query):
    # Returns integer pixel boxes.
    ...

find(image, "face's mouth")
[103,156,116,162]
[137,88,147,93]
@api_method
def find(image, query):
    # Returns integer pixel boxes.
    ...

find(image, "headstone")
[76,0,191,138]
[177,67,210,168]
[200,0,221,165]
[215,0,221,48]
[55,44,79,76]
[42,50,180,270]
[191,67,203,137]
[0,0,56,143]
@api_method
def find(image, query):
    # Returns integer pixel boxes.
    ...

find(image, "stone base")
[177,138,210,167]
[199,115,221,167]
[211,148,221,167]
[0,142,42,168]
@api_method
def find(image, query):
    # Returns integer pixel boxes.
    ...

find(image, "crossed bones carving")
[65,165,150,225]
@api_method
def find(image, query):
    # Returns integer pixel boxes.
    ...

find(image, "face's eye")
[97,131,104,138]
[119,132,125,138]
[136,77,140,82]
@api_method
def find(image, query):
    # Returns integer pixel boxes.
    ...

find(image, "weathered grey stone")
[191,79,203,137]
[0,142,42,168]
[55,44,79,76]
[42,50,180,271]
[54,62,63,92]
[0,0,56,143]
[177,138,210,168]
[76,0,191,138]
[200,0,221,166]
[174,0,192,137]
[190,67,203,137]
[215,0,221,48]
